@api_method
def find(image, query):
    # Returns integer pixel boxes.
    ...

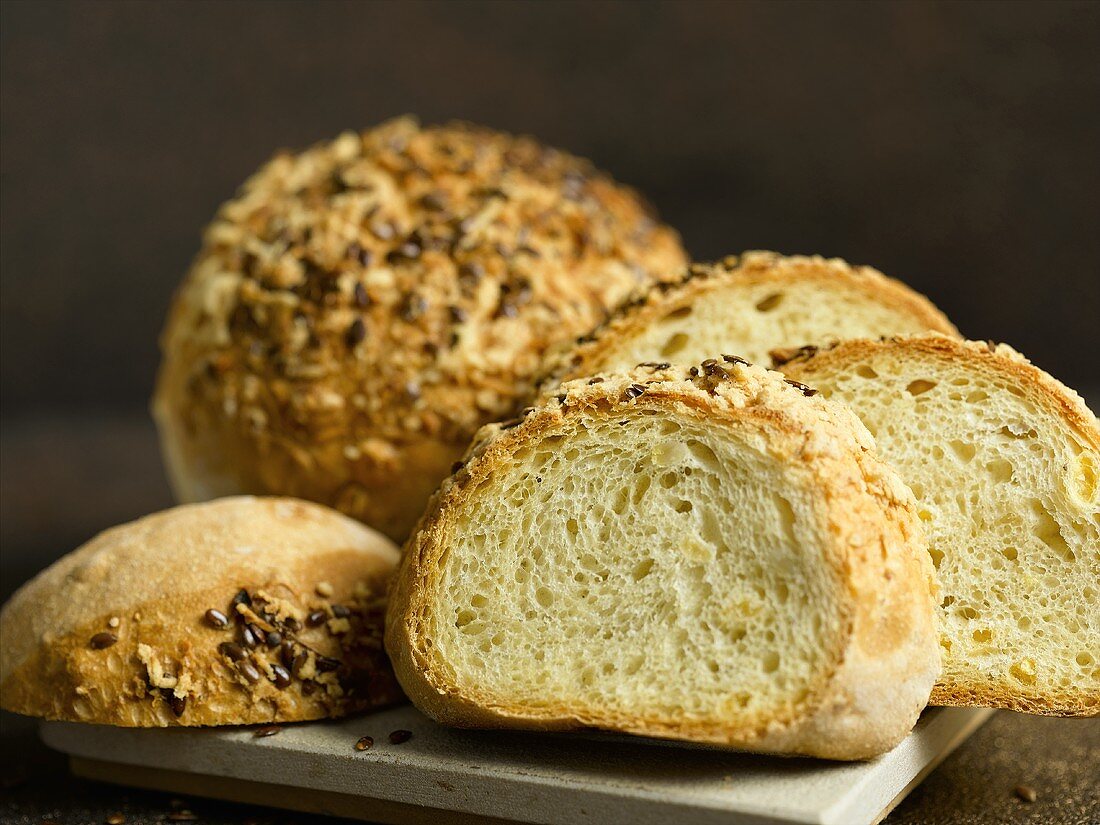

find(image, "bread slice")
[780,336,1100,716]
[386,359,940,759]
[0,497,404,726]
[543,251,958,385]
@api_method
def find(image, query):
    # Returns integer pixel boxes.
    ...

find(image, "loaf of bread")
[543,251,957,386]
[0,497,403,726]
[153,117,686,542]
[386,358,940,759]
[779,336,1099,716]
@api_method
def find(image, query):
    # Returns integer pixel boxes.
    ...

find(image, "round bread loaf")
[153,117,687,541]
[0,497,403,727]
[387,358,940,759]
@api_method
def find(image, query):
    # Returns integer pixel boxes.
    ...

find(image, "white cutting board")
[42,705,991,825]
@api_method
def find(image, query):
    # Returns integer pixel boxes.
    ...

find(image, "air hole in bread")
[906,379,937,396]
[660,332,690,357]
[1030,500,1075,563]
[755,293,783,312]
[949,440,977,463]
[664,306,693,321]
[855,365,878,379]
[986,459,1014,484]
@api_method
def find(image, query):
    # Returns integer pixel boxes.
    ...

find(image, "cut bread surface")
[781,336,1100,716]
[546,252,958,385]
[386,360,940,759]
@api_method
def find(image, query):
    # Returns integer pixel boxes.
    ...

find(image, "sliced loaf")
[780,335,1099,715]
[386,359,940,759]
[544,251,958,385]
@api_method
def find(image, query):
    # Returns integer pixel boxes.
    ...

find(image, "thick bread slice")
[543,251,958,385]
[386,358,940,760]
[0,497,403,726]
[780,336,1100,716]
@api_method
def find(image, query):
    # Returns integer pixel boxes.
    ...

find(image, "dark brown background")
[1,3,1098,823]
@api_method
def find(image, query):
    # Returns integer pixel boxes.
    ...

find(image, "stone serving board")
[41,705,992,825]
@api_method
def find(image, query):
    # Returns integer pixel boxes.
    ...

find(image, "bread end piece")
[783,335,1099,716]
[0,497,404,726]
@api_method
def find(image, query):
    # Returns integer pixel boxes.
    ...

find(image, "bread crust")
[152,117,686,542]
[781,334,1100,716]
[386,358,940,759]
[0,497,404,726]
[540,251,959,388]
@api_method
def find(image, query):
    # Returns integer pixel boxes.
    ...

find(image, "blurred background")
[2,0,1099,598]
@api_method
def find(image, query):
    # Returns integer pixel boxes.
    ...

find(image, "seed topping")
[89,632,118,650]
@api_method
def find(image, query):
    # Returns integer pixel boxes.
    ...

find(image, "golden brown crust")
[539,251,959,389]
[0,497,404,726]
[782,334,1100,716]
[153,117,687,541]
[386,358,940,759]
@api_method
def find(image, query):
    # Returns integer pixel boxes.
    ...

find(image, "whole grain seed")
[622,383,646,401]
[355,735,374,751]
[89,632,118,650]
[238,661,262,684]
[420,191,447,211]
[204,609,229,629]
[219,642,247,661]
[306,610,328,627]
[253,725,282,738]
[784,379,818,397]
[353,282,371,307]
[388,729,413,744]
[280,640,297,668]
[301,680,318,696]
[346,318,367,346]
[1014,785,1038,803]
[265,630,283,648]
[292,652,309,678]
[284,617,301,632]
[167,692,187,718]
[722,354,749,366]
[349,243,373,268]
[315,656,341,673]
[232,589,252,608]
[401,294,428,322]
[331,604,351,618]
[271,665,293,690]
[240,625,260,648]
